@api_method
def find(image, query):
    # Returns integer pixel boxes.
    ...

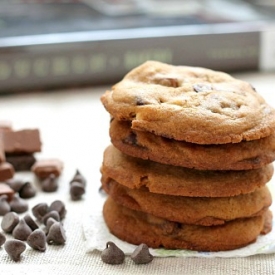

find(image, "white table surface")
[0,70,275,275]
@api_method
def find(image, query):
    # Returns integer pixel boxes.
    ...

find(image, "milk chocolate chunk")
[0,231,6,247]
[1,212,20,233]
[0,182,14,201]
[0,162,15,181]
[27,229,47,252]
[4,239,26,262]
[31,159,63,179]
[0,138,5,163]
[12,219,32,241]
[0,195,11,215]
[101,242,125,265]
[3,129,42,154]
[6,154,36,171]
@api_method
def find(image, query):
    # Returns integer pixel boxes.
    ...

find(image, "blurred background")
[0,0,274,93]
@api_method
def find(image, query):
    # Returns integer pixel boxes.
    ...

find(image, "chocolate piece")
[3,129,41,154]
[46,222,66,245]
[1,212,20,233]
[0,231,6,247]
[0,183,14,201]
[12,219,32,241]
[32,202,49,221]
[27,229,46,252]
[0,195,11,215]
[4,239,26,262]
[131,244,153,264]
[31,159,63,179]
[19,181,36,198]
[42,210,60,225]
[6,154,36,171]
[101,241,125,265]
[49,200,66,220]
[0,138,5,163]
[9,194,28,214]
[41,174,58,192]
[45,217,58,234]
[0,162,15,181]
[70,182,85,201]
[23,214,39,231]
[5,178,25,192]
[70,169,86,187]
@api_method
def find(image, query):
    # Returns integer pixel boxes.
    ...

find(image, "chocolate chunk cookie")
[101,145,273,197]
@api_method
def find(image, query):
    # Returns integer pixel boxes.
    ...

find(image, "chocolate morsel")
[101,241,125,265]
[131,244,153,264]
[0,195,11,215]
[42,210,60,225]
[32,202,49,221]
[41,174,58,192]
[27,229,46,252]
[45,217,58,234]
[49,200,66,220]
[19,181,36,198]
[70,169,86,186]
[9,194,28,213]
[23,214,39,231]
[70,182,85,201]
[46,222,66,245]
[12,219,32,241]
[5,178,25,192]
[4,239,26,262]
[0,231,6,247]
[1,212,20,233]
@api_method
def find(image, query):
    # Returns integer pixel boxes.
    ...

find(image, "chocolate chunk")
[3,129,41,154]
[41,174,59,192]
[12,219,32,241]
[70,169,86,187]
[123,132,137,146]
[193,83,212,93]
[131,244,153,264]
[46,222,66,245]
[101,241,125,265]
[5,178,25,192]
[49,200,66,220]
[27,229,47,252]
[9,194,28,214]
[4,239,26,262]
[0,162,15,181]
[42,210,60,225]
[0,183,14,201]
[31,159,63,179]
[32,202,49,221]
[0,195,11,215]
[70,182,85,201]
[0,138,5,163]
[6,154,36,171]
[0,231,6,247]
[23,214,39,231]
[1,212,20,233]
[19,181,36,198]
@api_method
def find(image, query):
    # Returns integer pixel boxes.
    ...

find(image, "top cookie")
[101,61,275,144]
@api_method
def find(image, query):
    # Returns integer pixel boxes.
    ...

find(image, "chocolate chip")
[49,200,66,220]
[19,181,36,198]
[0,231,6,247]
[101,241,125,265]
[136,97,145,106]
[70,182,85,201]
[23,214,39,231]
[123,132,137,146]
[45,217,58,234]
[5,178,25,192]
[131,244,153,264]
[1,212,20,233]
[46,222,66,245]
[0,195,11,215]
[70,170,86,187]
[4,239,26,262]
[41,174,58,192]
[193,83,212,93]
[42,210,60,225]
[9,194,28,213]
[27,229,47,252]
[32,202,49,221]
[12,218,32,241]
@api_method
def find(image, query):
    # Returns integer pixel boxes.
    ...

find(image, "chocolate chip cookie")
[101,61,275,144]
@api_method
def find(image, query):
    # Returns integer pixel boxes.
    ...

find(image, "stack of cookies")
[100,61,275,251]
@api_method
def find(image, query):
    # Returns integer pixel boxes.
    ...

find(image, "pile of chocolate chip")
[0,200,66,261]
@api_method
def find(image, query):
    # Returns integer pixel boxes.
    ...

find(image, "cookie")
[101,145,273,197]
[101,61,275,144]
[110,119,275,170]
[103,197,271,251]
[101,177,272,226]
